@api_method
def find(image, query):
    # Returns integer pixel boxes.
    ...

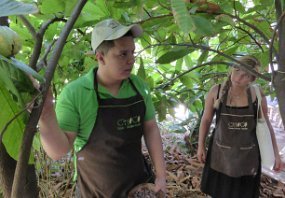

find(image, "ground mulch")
[161,131,285,198]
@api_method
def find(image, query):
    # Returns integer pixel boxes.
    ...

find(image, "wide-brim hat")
[90,18,143,54]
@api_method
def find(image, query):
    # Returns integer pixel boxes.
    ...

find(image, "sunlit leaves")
[2,0,281,135]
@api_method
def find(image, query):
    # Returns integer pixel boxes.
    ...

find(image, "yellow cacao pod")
[0,26,22,57]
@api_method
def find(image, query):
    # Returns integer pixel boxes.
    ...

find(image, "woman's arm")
[197,85,217,163]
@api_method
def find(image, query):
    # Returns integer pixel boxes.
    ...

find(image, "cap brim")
[85,50,96,56]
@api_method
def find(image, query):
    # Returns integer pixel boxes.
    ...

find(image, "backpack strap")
[252,84,264,119]
[215,84,222,124]
[217,84,221,99]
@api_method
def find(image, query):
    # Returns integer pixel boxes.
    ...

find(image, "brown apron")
[210,88,259,177]
[76,70,149,198]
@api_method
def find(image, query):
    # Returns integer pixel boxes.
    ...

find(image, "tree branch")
[235,26,264,52]
[37,39,57,71]
[269,11,285,77]
[31,17,66,71]
[225,13,278,59]
[11,0,88,197]
[275,0,283,20]
[18,15,37,38]
[156,61,230,89]
[137,43,270,81]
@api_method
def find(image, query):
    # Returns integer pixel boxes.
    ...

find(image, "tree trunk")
[0,142,38,198]
[274,0,285,128]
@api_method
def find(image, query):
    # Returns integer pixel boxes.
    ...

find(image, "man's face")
[99,36,136,81]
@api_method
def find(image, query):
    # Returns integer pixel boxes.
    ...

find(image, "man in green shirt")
[39,18,166,197]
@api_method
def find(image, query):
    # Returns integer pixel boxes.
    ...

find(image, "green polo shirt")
[55,68,155,153]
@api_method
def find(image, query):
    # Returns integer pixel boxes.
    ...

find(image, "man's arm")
[143,119,166,193]
[39,90,76,160]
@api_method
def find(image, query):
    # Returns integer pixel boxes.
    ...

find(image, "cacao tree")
[0,0,284,196]
[0,0,87,197]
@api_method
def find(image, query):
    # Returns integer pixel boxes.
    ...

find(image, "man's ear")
[96,52,105,64]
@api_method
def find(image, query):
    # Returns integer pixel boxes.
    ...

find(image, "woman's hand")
[273,155,284,171]
[197,145,206,163]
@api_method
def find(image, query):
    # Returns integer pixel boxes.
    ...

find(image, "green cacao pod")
[0,26,22,57]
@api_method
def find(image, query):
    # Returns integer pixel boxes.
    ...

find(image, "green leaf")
[233,1,246,13]
[258,0,274,6]
[197,50,209,65]
[0,0,38,17]
[179,72,199,89]
[0,55,45,83]
[40,0,65,14]
[191,15,215,36]
[0,61,34,164]
[156,47,192,64]
[215,14,235,26]
[171,0,195,34]
[156,95,167,121]
[137,58,146,80]
[113,0,139,8]
[0,60,23,104]
[74,1,110,28]
[64,0,78,16]
[254,21,272,39]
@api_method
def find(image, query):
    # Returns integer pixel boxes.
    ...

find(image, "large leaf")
[137,57,146,80]
[0,0,38,17]
[191,15,215,36]
[156,47,193,64]
[171,0,195,34]
[40,0,65,14]
[0,61,34,164]
[179,72,199,89]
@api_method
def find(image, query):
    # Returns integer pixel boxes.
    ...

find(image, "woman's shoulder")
[208,84,222,99]
[249,84,266,102]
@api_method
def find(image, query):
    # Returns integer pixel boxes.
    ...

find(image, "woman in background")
[197,56,283,198]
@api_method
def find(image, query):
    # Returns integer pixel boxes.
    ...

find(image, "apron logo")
[228,121,248,130]
[117,116,141,131]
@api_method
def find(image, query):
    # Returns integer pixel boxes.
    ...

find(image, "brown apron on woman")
[76,70,149,198]
[210,88,259,177]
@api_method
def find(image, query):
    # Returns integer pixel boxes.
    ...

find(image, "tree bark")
[0,142,38,198]
[274,0,285,127]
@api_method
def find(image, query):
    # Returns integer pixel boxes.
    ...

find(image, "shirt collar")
[80,67,130,91]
